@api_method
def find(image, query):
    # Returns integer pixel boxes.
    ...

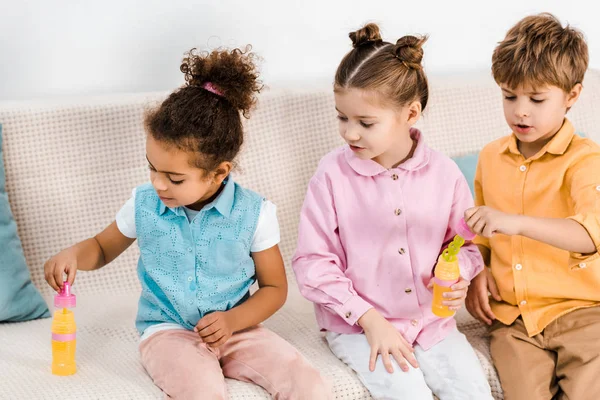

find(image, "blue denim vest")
[134,178,262,334]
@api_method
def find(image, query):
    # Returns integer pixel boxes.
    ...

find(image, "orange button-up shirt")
[474,118,600,336]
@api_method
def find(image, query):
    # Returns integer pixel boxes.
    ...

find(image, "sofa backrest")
[1,70,599,297]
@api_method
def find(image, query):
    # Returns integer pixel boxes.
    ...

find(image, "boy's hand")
[464,206,522,238]
[357,309,419,374]
[465,268,502,325]
[44,248,78,291]
[194,311,236,348]
[428,277,470,312]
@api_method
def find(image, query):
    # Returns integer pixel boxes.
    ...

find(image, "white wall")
[1,0,599,100]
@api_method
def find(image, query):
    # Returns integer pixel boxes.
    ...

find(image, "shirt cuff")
[332,295,373,327]
[457,249,484,281]
[567,214,600,268]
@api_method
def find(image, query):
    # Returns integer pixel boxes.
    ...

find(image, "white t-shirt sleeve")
[116,191,277,246]
[116,188,137,239]
[251,200,280,253]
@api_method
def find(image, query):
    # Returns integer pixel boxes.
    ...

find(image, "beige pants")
[490,306,600,400]
[140,325,332,400]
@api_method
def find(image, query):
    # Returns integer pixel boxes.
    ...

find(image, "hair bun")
[180,46,262,117]
[393,35,427,69]
[349,23,383,48]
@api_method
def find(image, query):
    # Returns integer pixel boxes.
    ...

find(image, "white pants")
[326,328,493,400]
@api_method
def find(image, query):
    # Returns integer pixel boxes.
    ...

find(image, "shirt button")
[398,248,406,255]
[411,319,418,326]
[187,276,193,282]
[579,263,587,269]
[515,264,523,271]
[596,185,600,192]
[405,288,412,294]
[392,174,399,180]
[519,165,527,172]
[520,300,527,306]
[345,311,352,319]
[395,209,402,216]
[188,300,194,305]
[187,247,193,252]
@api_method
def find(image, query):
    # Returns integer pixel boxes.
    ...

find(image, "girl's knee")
[279,357,332,399]
[287,368,332,400]
[147,373,225,400]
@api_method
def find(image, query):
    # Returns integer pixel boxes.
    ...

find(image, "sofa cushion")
[0,292,502,399]
[0,124,49,322]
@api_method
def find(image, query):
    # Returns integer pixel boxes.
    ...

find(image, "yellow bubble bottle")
[432,218,475,318]
[51,281,77,376]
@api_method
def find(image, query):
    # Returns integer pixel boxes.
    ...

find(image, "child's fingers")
[466,213,483,234]
[195,314,218,331]
[464,207,478,221]
[467,288,492,325]
[473,219,487,236]
[450,280,470,290]
[198,324,221,337]
[442,298,465,307]
[399,345,419,369]
[487,273,502,302]
[44,261,59,291]
[200,327,223,342]
[205,333,226,346]
[369,348,378,372]
[53,266,65,290]
[397,332,415,353]
[208,335,228,348]
[473,299,492,325]
[482,222,496,238]
[66,265,77,286]
[480,296,497,323]
[391,349,409,372]
[443,288,467,299]
[381,351,394,374]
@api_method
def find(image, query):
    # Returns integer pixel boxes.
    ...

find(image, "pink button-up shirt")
[292,129,483,350]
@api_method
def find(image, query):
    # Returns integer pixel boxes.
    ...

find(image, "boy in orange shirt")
[465,13,600,400]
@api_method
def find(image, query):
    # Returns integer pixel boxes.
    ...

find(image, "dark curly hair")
[145,45,263,172]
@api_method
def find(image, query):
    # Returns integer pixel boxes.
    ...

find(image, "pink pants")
[139,325,332,399]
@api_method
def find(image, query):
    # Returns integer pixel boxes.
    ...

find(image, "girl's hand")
[194,311,236,348]
[428,277,471,312]
[44,247,78,291]
[357,309,419,373]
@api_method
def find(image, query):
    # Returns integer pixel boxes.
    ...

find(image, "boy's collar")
[500,118,575,158]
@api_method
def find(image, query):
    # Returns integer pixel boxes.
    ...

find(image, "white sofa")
[1,70,599,400]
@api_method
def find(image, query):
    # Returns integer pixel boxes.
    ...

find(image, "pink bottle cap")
[457,218,476,241]
[54,281,76,309]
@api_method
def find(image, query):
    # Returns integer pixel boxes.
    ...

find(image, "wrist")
[223,309,242,333]
[513,214,528,236]
[357,308,376,330]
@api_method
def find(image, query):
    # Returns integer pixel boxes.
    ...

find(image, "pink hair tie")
[202,82,223,97]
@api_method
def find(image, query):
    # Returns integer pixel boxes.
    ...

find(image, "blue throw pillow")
[0,124,50,321]
[452,152,479,196]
